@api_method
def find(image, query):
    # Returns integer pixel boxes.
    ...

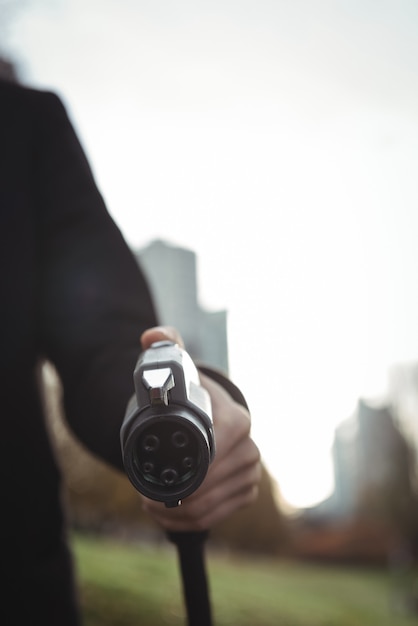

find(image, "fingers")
[141,438,261,532]
[195,429,260,493]
[140,325,184,350]
[142,466,261,532]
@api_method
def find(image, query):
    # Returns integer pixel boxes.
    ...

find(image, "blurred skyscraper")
[136,239,229,374]
[309,398,416,524]
[388,363,418,460]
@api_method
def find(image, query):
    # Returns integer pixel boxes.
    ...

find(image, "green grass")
[72,533,417,626]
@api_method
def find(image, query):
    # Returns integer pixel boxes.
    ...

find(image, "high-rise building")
[136,239,229,374]
[311,398,415,521]
[388,362,418,461]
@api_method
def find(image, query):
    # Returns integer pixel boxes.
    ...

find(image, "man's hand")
[139,326,262,531]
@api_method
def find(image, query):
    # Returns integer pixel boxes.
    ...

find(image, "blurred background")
[1,1,418,623]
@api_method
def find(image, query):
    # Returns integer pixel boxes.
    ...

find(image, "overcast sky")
[3,0,418,508]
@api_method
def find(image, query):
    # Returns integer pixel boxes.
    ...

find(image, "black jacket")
[0,78,158,625]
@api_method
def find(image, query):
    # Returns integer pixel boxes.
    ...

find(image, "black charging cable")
[168,530,212,626]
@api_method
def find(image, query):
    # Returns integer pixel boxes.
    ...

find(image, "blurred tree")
[210,465,290,555]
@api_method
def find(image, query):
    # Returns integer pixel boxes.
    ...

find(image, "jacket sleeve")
[34,90,158,470]
[197,365,249,410]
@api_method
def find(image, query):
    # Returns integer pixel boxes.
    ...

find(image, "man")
[0,77,261,624]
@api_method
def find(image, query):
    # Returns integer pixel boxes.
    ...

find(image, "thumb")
[140,325,185,351]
